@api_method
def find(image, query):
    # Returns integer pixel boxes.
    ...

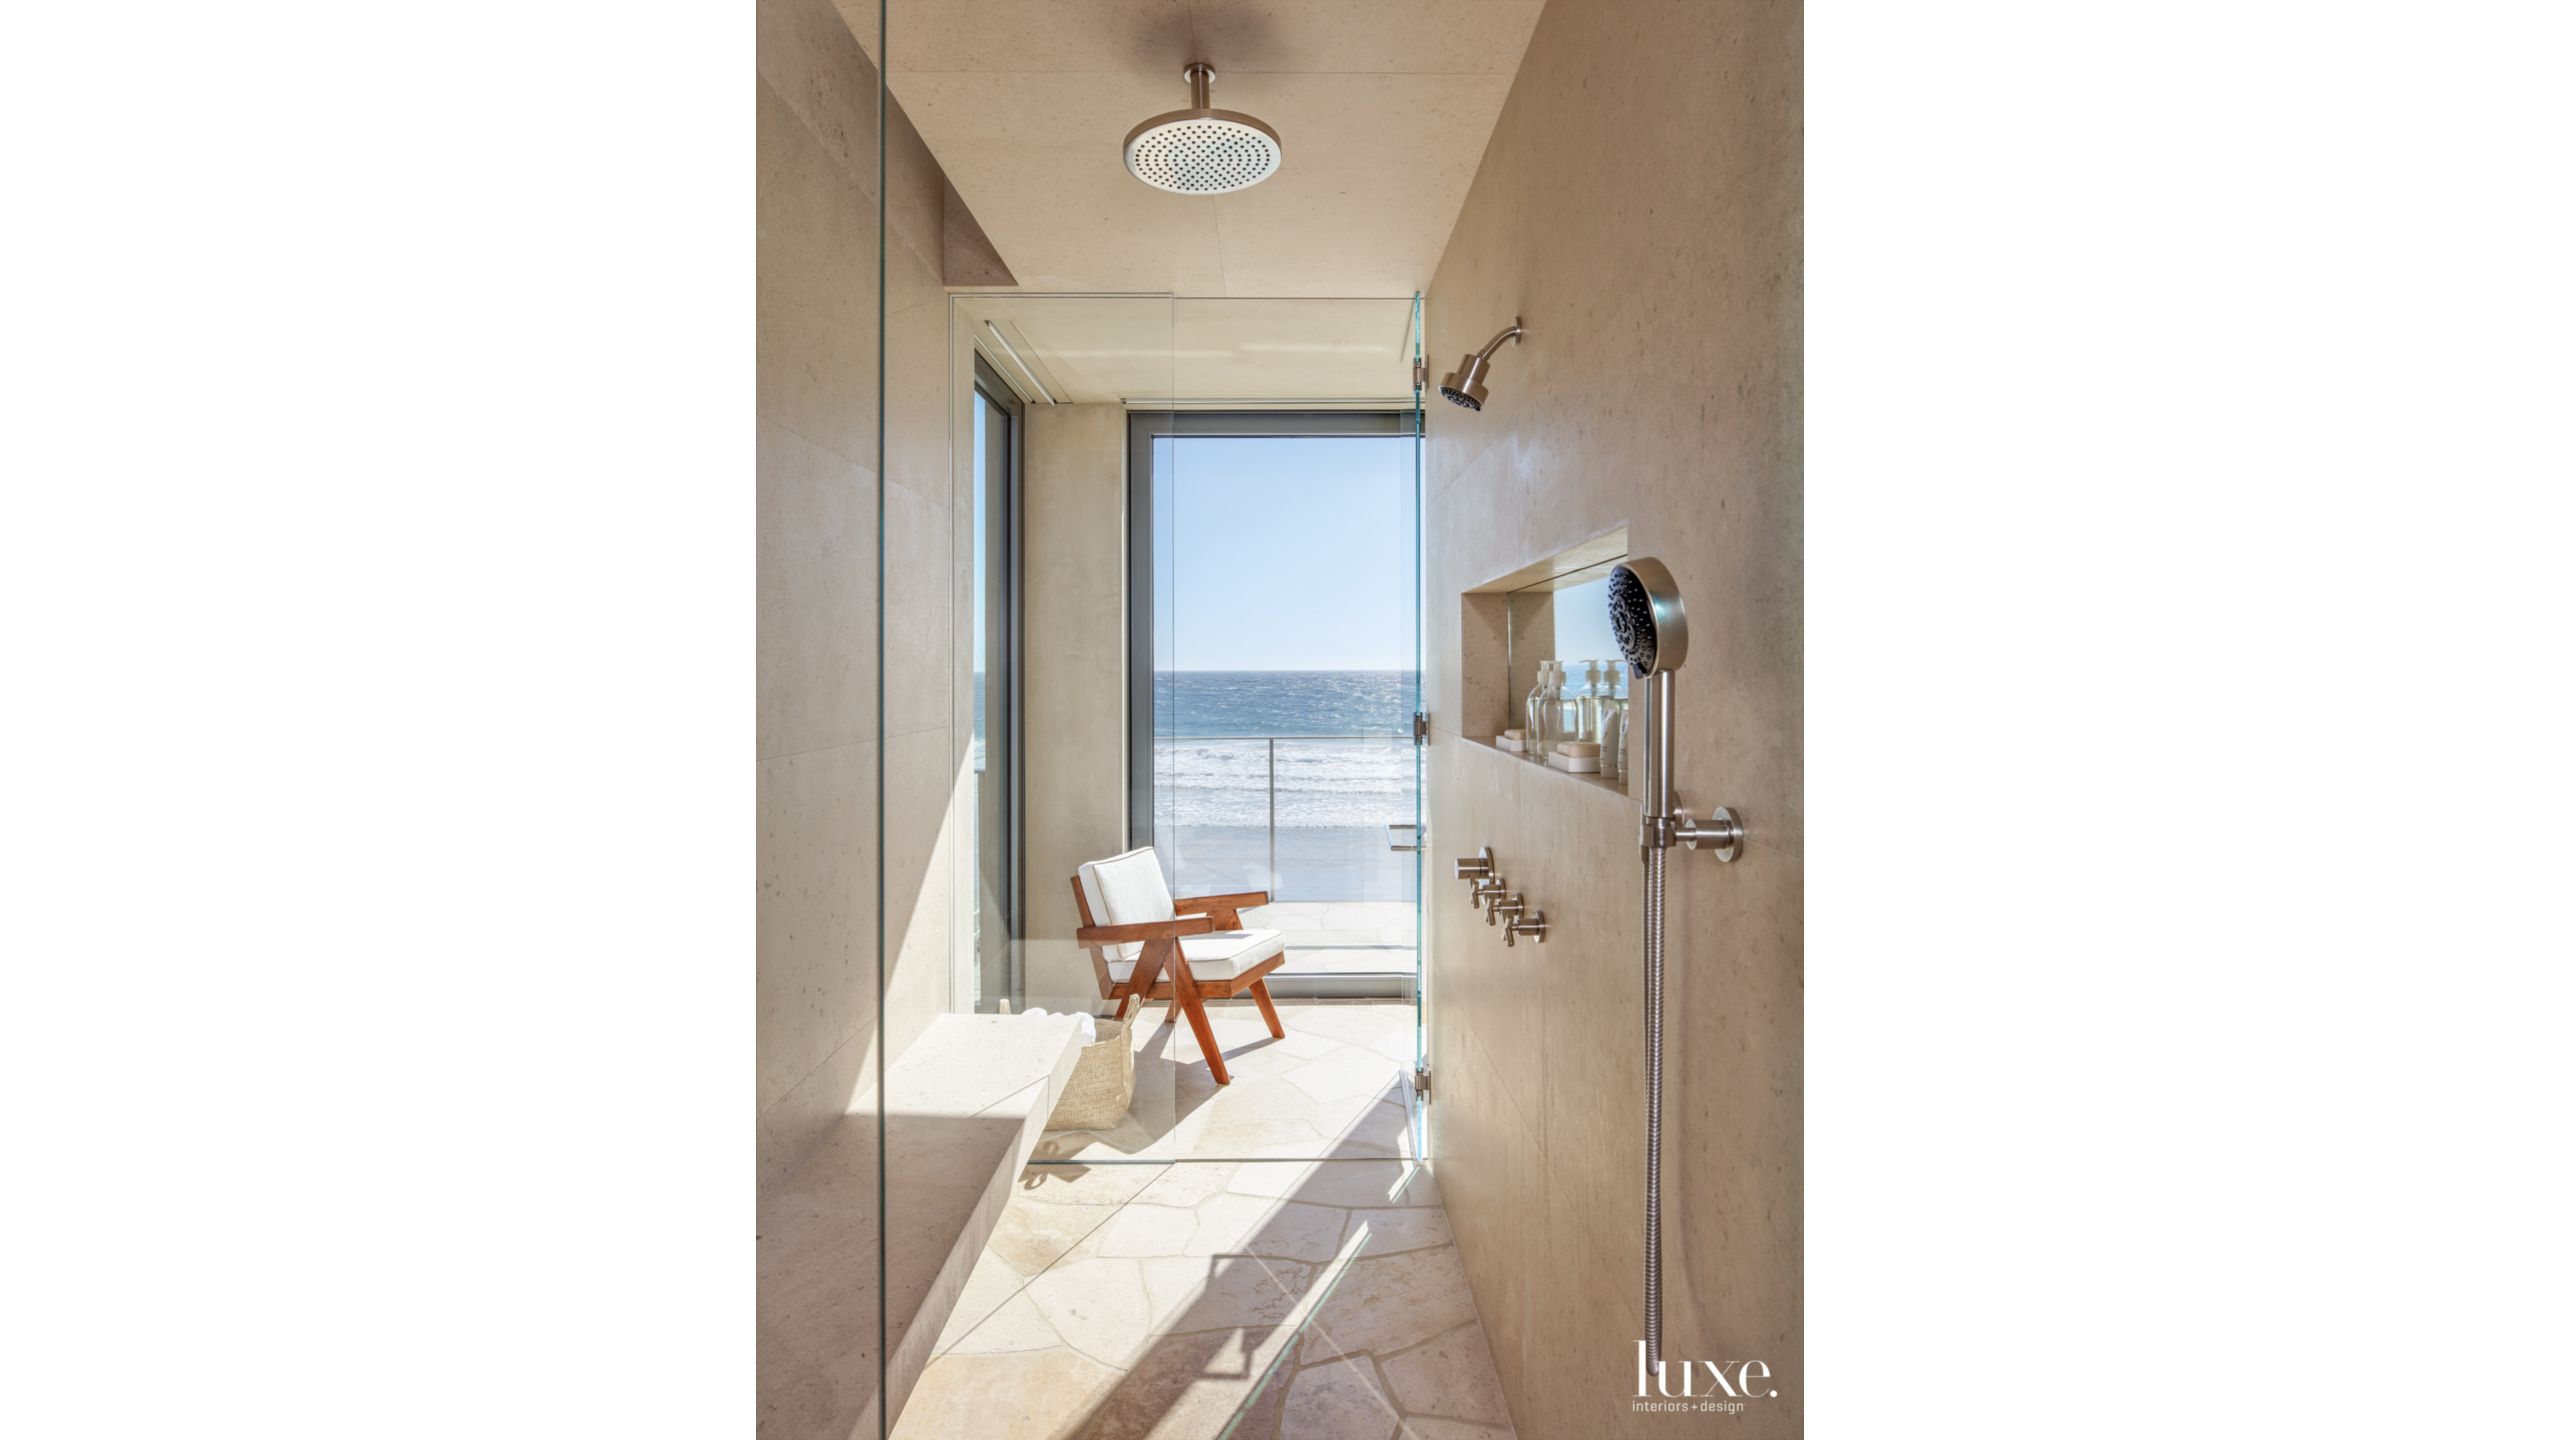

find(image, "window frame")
[972,355,1025,1011]
[1121,408,1422,851]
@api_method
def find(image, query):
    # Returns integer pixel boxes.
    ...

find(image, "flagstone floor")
[892,1001,1512,1440]
[895,1155,1513,1440]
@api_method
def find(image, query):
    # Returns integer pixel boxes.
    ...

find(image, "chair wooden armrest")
[1171,890,1270,927]
[1074,914,1219,945]
[1172,890,1270,912]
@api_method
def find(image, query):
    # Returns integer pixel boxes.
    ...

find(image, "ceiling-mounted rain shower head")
[1437,320,1524,410]
[1124,63,1283,195]
[1606,558,1687,679]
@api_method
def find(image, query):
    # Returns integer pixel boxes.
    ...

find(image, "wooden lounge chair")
[1070,846,1287,1085]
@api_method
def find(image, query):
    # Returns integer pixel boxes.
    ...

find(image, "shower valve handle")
[1487,894,1525,927]
[1470,875,1505,909]
[1454,847,1494,881]
[1505,910,1548,947]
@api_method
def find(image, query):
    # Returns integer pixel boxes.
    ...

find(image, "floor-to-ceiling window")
[969,358,1022,1010]
[1127,411,1422,991]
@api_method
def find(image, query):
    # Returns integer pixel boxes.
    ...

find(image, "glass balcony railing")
[1151,735,1420,904]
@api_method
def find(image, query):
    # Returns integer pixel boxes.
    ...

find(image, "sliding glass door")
[1127,410,1423,998]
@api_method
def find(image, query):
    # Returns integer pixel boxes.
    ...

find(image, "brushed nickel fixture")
[1454,846,1494,881]
[1469,874,1506,910]
[1487,893,1525,928]
[1610,559,1744,858]
[1606,556,1744,1369]
[1436,319,1524,411]
[1123,63,1283,195]
[1504,909,1548,947]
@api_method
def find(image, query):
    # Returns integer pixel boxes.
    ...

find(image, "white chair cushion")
[1106,928,1284,983]
[1076,846,1175,967]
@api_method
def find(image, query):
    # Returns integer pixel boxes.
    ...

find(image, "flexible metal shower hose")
[1643,842,1667,1363]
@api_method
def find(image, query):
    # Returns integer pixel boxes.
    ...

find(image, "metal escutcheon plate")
[1707,805,1740,863]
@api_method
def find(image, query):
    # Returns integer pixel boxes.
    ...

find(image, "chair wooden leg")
[1172,967,1229,1085]
[1248,978,1284,1038]
[1123,940,1176,1031]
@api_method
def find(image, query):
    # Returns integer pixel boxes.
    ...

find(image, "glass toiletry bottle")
[1536,661,1556,753]
[1579,660,1603,743]
[1598,661,1623,779]
[1615,668,1631,778]
[1525,663,1547,759]
[1546,661,1566,753]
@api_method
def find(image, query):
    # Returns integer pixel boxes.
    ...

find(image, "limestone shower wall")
[1422,2,1803,1434]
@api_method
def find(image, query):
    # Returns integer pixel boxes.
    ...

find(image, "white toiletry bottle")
[1580,660,1603,743]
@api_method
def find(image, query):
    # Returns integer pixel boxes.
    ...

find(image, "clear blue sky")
[1152,435,1417,671]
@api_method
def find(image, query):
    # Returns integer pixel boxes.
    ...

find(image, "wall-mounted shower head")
[1437,320,1524,410]
[1124,63,1283,195]
[1606,558,1688,679]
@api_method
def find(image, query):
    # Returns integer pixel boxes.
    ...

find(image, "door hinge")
[1412,710,1430,742]
[1413,1063,1432,1096]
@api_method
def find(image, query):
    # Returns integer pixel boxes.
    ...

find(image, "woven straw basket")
[1044,1018,1134,1132]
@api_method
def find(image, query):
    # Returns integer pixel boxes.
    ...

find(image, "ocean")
[1150,670,1420,903]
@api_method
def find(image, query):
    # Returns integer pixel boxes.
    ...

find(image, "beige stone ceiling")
[956,294,1420,405]
[864,0,1548,297]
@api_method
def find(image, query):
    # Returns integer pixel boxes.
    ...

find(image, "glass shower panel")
[753,0,881,1438]
[1106,297,1427,1164]
[950,293,1176,1021]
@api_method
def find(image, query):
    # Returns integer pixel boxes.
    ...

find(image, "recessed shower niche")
[1458,526,1634,796]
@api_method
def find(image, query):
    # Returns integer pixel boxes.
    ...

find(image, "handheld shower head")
[1609,557,1697,851]
[1608,556,1742,1375]
[1436,320,1523,411]
[1606,558,1688,678]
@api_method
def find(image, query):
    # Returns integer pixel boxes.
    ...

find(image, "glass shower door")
[753,1,882,1438]
[1406,291,1430,1151]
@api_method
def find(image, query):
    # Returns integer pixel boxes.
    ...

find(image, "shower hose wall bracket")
[1649,802,1743,861]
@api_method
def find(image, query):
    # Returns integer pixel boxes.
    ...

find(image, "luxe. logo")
[1633,1343,1775,1416]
